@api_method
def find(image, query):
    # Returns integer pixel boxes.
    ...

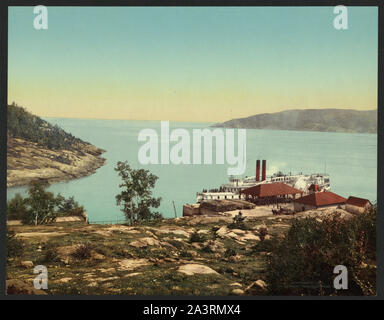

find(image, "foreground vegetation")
[265,206,376,295]
[7,181,84,225]
[6,207,376,296]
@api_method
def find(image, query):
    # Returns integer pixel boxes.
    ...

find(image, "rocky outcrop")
[6,279,48,295]
[7,137,106,187]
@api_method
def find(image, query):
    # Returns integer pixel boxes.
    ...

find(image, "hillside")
[7,104,106,187]
[6,207,374,296]
[214,109,377,133]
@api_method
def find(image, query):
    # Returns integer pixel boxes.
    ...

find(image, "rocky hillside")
[6,208,356,295]
[214,109,377,133]
[7,104,106,187]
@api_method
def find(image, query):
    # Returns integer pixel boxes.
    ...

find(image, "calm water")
[7,118,377,222]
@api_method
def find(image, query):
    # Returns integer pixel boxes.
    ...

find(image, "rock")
[6,279,47,295]
[87,282,98,287]
[56,277,72,284]
[229,254,243,262]
[145,231,158,239]
[204,240,225,253]
[231,229,246,235]
[191,242,204,250]
[231,288,245,295]
[124,272,142,278]
[177,264,219,276]
[230,282,243,287]
[240,233,261,241]
[216,226,229,237]
[117,258,151,271]
[161,242,178,250]
[245,279,268,292]
[92,252,106,260]
[20,261,34,268]
[98,268,116,274]
[129,237,161,248]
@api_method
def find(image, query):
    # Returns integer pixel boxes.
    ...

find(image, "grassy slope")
[7,216,292,295]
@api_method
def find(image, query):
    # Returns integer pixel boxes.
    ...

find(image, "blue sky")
[8,6,378,121]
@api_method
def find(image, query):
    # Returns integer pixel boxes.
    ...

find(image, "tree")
[56,194,84,216]
[115,161,162,224]
[7,193,28,220]
[23,181,59,225]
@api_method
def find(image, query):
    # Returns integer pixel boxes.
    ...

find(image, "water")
[7,118,377,222]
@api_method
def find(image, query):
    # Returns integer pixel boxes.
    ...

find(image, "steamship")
[196,160,330,202]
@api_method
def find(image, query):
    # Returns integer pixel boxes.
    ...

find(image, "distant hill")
[7,103,106,187]
[213,109,377,134]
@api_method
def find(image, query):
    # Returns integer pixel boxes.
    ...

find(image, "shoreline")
[7,137,106,188]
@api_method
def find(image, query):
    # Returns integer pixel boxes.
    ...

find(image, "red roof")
[294,191,346,207]
[242,183,303,198]
[346,196,371,207]
[308,184,322,192]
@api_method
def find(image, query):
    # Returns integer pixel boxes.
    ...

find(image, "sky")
[8,6,378,122]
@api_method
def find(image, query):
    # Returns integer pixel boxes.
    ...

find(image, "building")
[293,191,347,212]
[308,184,322,194]
[345,196,372,214]
[241,182,303,206]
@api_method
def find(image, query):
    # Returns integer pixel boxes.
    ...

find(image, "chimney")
[262,160,266,181]
[256,160,260,182]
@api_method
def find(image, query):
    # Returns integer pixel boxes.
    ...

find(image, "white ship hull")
[196,160,330,202]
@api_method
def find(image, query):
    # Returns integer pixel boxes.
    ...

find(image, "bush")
[259,227,268,241]
[6,231,24,259]
[56,195,84,216]
[201,245,213,254]
[7,194,27,220]
[189,232,206,243]
[265,208,376,296]
[228,212,248,230]
[22,181,58,225]
[228,221,248,230]
[180,250,193,258]
[224,248,237,258]
[7,182,84,225]
[72,243,93,260]
[43,246,60,263]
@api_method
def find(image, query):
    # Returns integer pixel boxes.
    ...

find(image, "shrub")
[265,208,376,296]
[7,194,27,220]
[43,247,60,263]
[72,243,93,260]
[6,231,24,259]
[259,227,268,241]
[251,239,274,254]
[228,213,248,230]
[224,248,237,258]
[8,182,84,225]
[201,245,213,254]
[56,195,84,216]
[189,232,206,243]
[180,250,193,258]
[228,221,248,230]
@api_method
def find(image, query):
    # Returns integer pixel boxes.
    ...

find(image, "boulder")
[231,288,245,295]
[6,279,47,295]
[245,279,268,292]
[129,237,161,248]
[117,258,151,271]
[177,264,219,276]
[20,261,34,268]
